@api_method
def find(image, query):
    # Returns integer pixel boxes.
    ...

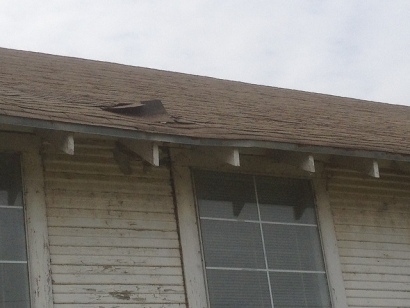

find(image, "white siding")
[43,139,186,308]
[327,167,410,308]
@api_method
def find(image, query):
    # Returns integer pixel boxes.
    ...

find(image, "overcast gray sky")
[1,1,409,106]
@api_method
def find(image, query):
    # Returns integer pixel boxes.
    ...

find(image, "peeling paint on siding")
[328,166,410,307]
[43,139,187,307]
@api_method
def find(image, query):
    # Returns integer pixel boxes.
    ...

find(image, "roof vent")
[102,100,167,117]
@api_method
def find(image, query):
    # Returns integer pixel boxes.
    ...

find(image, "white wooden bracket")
[122,140,160,166]
[208,148,240,167]
[332,157,380,178]
[60,134,74,155]
[278,152,315,173]
[41,131,74,155]
[366,159,380,178]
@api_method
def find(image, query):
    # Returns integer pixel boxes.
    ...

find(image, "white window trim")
[0,132,54,308]
[171,148,348,308]
[171,150,208,308]
[312,167,348,308]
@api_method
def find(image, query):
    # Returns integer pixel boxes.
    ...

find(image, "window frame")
[170,148,348,308]
[0,132,53,308]
[0,152,31,307]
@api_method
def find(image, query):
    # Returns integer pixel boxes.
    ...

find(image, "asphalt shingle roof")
[0,47,409,157]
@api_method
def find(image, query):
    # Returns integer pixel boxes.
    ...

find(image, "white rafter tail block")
[228,148,240,167]
[215,148,240,167]
[301,154,315,173]
[40,131,75,155]
[280,152,315,173]
[203,147,240,167]
[61,134,74,155]
[368,160,380,178]
[127,141,160,166]
[152,143,160,166]
[332,157,380,178]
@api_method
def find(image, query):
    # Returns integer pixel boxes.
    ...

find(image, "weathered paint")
[327,166,410,307]
[43,139,186,308]
[0,132,54,308]
[170,149,208,308]
[23,149,55,308]
[313,169,348,308]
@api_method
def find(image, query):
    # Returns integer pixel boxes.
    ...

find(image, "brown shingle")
[0,47,409,156]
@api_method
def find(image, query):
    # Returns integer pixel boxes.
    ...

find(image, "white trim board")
[0,132,54,308]
[171,148,208,308]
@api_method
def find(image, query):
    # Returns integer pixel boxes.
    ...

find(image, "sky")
[1,1,409,106]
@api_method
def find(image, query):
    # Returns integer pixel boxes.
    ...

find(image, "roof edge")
[1,115,410,162]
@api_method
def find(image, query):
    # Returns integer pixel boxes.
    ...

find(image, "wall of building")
[40,139,410,308]
[327,166,410,307]
[42,139,186,308]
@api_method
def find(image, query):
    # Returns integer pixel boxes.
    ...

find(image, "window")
[0,154,30,308]
[193,170,331,308]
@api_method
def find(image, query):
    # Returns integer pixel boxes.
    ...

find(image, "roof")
[0,47,409,159]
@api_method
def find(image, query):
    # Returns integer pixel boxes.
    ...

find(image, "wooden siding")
[43,139,186,308]
[327,167,410,308]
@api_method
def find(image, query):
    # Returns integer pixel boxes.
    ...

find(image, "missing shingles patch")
[102,100,167,117]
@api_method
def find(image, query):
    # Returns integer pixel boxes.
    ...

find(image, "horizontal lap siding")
[327,167,410,308]
[43,140,186,308]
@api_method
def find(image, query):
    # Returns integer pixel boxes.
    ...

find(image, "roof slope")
[0,47,409,156]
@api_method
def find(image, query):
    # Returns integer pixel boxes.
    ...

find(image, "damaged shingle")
[102,99,167,117]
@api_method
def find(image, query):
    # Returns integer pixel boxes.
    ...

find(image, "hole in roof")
[102,100,168,117]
